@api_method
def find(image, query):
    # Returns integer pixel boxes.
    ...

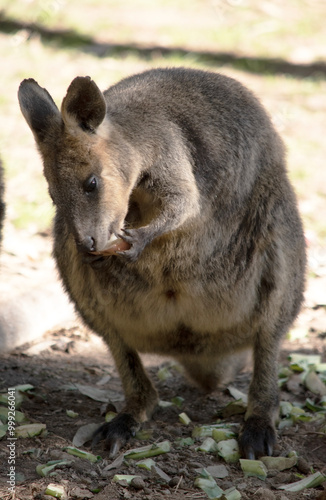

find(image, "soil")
[0,264,325,500]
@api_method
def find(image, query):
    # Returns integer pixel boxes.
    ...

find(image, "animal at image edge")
[0,159,5,244]
[18,67,306,459]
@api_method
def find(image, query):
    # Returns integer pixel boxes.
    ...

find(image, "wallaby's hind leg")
[239,327,281,459]
[180,350,250,393]
[93,332,158,457]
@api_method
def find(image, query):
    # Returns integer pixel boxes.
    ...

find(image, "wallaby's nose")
[77,235,96,253]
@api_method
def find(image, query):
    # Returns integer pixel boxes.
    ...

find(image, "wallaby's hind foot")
[92,413,139,458]
[239,415,276,459]
[91,340,158,456]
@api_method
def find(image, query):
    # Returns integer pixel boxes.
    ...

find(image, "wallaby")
[0,159,5,244]
[18,67,306,459]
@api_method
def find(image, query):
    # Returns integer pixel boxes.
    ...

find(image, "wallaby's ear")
[18,79,61,143]
[61,76,106,133]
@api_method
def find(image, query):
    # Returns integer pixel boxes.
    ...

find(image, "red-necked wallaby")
[18,68,306,459]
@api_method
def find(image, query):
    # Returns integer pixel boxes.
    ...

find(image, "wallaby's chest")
[57,239,257,357]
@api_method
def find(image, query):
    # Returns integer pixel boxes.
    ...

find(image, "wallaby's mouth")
[89,233,131,256]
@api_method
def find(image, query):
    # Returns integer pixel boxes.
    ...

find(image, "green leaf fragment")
[158,400,173,408]
[290,406,312,422]
[287,327,308,341]
[240,459,267,480]
[157,366,173,381]
[195,475,224,499]
[288,354,321,366]
[321,395,326,406]
[278,418,293,430]
[136,458,156,470]
[279,401,293,417]
[36,460,71,477]
[15,423,46,438]
[0,385,34,409]
[45,483,67,499]
[289,363,305,373]
[135,428,154,440]
[212,428,236,442]
[278,471,326,492]
[279,366,293,378]
[221,400,247,418]
[196,437,220,454]
[66,410,79,418]
[278,377,289,388]
[227,386,248,404]
[112,474,141,484]
[175,437,194,447]
[192,424,228,438]
[305,398,326,412]
[105,411,117,422]
[0,424,8,439]
[304,371,326,397]
[15,384,35,392]
[65,446,101,463]
[0,407,28,423]
[196,469,240,499]
[0,394,7,405]
[124,440,170,460]
[217,439,240,464]
[171,396,184,408]
[260,455,297,471]
[179,412,191,425]
[221,486,242,500]
[315,363,326,374]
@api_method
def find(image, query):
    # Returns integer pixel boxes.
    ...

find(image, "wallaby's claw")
[239,415,276,459]
[117,228,147,262]
[92,413,139,458]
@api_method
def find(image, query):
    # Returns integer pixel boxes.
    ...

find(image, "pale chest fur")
[56,233,261,358]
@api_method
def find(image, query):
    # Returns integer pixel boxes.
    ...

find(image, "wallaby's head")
[18,77,136,254]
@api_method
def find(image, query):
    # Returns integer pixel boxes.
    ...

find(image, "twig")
[311,444,325,453]
[174,475,183,492]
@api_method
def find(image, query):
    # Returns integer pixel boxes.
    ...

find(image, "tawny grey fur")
[18,68,306,459]
[0,159,5,244]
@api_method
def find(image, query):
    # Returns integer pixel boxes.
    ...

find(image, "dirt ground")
[0,260,325,500]
[0,2,326,498]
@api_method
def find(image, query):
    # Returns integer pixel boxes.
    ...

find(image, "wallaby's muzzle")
[76,235,96,254]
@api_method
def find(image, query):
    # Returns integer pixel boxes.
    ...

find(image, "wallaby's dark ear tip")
[19,77,38,87]
[18,78,44,100]
[18,78,61,142]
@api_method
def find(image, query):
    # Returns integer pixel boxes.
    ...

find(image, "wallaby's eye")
[84,175,98,194]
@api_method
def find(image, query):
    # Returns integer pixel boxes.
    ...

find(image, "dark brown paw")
[239,415,276,459]
[116,228,148,262]
[92,413,139,457]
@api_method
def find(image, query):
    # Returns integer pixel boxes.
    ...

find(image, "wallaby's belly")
[61,246,259,358]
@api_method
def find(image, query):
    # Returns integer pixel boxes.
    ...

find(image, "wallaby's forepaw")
[117,228,148,262]
[92,413,139,457]
[239,415,276,459]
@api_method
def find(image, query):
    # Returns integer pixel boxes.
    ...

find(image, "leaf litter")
[0,328,325,499]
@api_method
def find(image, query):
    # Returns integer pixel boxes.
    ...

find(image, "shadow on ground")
[1,13,326,79]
